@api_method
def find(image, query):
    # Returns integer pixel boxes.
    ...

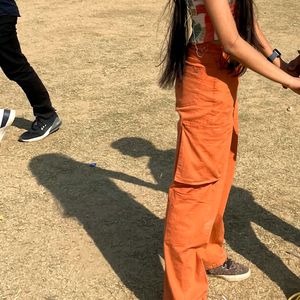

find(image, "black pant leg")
[0,16,55,118]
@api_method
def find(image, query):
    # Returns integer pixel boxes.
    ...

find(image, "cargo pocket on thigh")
[174,119,231,185]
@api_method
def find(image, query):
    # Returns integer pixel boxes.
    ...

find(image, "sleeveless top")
[186,0,236,44]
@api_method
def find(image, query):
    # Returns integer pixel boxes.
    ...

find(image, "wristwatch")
[267,49,281,62]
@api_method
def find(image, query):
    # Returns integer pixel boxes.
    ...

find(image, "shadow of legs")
[29,153,164,300]
[225,187,300,296]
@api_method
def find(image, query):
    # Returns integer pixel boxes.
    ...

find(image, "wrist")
[286,76,297,90]
[267,48,281,63]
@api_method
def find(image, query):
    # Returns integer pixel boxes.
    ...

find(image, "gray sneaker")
[207,259,251,282]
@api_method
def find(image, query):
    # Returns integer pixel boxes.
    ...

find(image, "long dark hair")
[159,0,260,88]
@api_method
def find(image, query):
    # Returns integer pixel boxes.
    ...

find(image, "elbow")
[221,35,241,56]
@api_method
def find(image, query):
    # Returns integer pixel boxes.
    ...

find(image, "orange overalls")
[163,43,239,300]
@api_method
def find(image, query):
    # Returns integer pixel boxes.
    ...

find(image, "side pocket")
[174,119,232,185]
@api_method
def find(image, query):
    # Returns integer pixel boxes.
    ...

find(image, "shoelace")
[222,259,234,270]
[32,118,47,131]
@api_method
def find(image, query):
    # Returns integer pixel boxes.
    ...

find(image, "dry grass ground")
[0,0,299,299]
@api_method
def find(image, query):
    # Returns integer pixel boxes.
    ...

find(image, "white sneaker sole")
[0,109,16,142]
[211,269,251,282]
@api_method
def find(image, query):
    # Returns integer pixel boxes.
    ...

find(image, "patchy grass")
[0,0,299,299]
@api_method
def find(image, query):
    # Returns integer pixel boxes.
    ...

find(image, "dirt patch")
[0,0,299,299]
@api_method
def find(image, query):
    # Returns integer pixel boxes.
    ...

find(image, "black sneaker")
[0,109,16,142]
[207,258,251,282]
[19,113,62,142]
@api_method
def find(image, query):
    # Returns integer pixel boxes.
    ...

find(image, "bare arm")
[203,0,300,92]
[253,21,288,70]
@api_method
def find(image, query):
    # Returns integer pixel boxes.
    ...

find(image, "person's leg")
[203,100,250,281]
[164,180,227,300]
[164,46,236,299]
[164,112,236,299]
[0,16,55,118]
[202,100,239,269]
[0,16,61,142]
[163,44,249,299]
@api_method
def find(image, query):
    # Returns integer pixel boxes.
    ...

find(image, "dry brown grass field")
[0,0,299,299]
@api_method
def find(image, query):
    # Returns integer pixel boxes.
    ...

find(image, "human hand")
[287,51,300,77]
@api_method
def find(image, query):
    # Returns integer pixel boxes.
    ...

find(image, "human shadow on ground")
[29,137,300,298]
[111,137,175,193]
[225,187,300,296]
[12,117,32,130]
[29,152,165,299]
[112,137,300,296]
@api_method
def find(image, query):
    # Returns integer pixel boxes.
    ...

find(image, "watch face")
[274,49,281,56]
[267,49,281,62]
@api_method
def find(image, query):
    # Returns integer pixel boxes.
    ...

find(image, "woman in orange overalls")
[159,0,300,299]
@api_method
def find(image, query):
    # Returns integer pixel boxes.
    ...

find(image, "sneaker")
[0,109,16,142]
[207,258,251,282]
[19,113,62,142]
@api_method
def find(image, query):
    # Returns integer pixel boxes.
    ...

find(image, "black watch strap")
[267,49,281,62]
